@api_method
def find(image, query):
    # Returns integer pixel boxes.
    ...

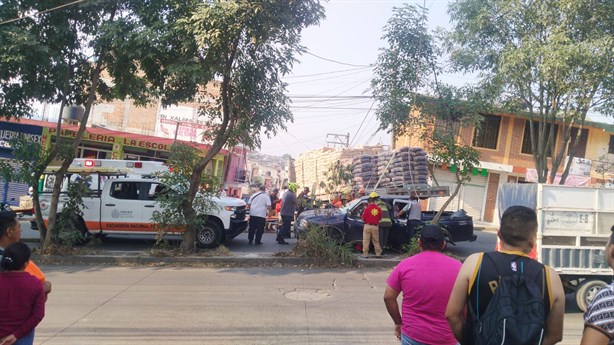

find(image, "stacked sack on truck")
[379,146,429,188]
[376,151,394,187]
[352,154,378,190]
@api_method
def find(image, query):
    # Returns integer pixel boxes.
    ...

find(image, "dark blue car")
[294,195,476,248]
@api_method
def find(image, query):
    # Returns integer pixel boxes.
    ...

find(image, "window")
[110,182,154,200]
[521,120,559,156]
[609,135,614,154]
[472,115,501,149]
[569,127,589,158]
[434,117,461,138]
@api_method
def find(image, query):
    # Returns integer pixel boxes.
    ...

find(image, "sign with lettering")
[543,210,594,234]
[0,122,43,152]
[567,156,592,177]
[47,128,173,152]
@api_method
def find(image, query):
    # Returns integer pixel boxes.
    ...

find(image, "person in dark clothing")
[397,195,422,238]
[0,242,45,345]
[277,183,298,245]
[446,206,565,345]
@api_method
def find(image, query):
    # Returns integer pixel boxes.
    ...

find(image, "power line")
[292,78,373,110]
[304,51,373,68]
[288,69,373,85]
[284,66,373,79]
[349,99,376,147]
[0,0,88,26]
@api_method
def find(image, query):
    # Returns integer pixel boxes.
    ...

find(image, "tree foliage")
[372,4,482,223]
[170,0,324,251]
[447,0,614,183]
[151,143,219,249]
[321,161,353,198]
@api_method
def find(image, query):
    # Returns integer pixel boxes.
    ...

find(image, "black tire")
[63,214,91,245]
[196,220,222,248]
[576,279,607,312]
[322,226,344,245]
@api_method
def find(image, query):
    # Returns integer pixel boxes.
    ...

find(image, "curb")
[31,253,402,269]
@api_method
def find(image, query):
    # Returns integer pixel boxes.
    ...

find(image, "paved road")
[34,265,583,345]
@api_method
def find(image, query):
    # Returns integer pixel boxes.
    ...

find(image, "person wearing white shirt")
[247,185,271,245]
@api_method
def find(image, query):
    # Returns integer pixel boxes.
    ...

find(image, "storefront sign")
[0,122,43,151]
[48,128,173,152]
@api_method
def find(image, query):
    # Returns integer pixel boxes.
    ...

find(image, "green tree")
[172,0,324,251]
[447,0,614,184]
[321,161,353,199]
[0,0,207,247]
[151,143,219,248]
[372,4,482,223]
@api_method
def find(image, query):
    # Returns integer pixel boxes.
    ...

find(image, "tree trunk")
[432,169,461,224]
[42,47,108,248]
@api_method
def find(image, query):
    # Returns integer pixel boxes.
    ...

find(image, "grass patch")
[294,226,354,267]
[146,243,231,257]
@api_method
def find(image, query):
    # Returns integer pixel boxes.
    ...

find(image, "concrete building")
[395,112,614,226]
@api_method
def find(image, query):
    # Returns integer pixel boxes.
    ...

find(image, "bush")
[295,226,354,267]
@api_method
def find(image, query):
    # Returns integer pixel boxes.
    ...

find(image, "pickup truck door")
[344,200,368,243]
[100,181,144,232]
[142,182,164,223]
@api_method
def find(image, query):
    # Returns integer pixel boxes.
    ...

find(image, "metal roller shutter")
[428,169,487,221]
[0,160,30,206]
[428,170,460,212]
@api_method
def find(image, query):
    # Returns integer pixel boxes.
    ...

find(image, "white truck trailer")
[497,183,614,311]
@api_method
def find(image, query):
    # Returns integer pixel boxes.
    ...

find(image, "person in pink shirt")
[384,224,461,345]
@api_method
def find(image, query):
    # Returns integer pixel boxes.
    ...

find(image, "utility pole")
[326,133,349,148]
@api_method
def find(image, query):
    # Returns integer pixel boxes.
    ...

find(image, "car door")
[389,199,411,246]
[344,199,368,243]
[100,181,144,233]
[142,182,164,223]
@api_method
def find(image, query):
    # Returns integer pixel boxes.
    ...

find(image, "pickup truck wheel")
[63,214,91,245]
[196,221,222,248]
[576,279,607,312]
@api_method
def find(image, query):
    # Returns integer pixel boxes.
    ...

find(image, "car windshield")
[339,198,362,213]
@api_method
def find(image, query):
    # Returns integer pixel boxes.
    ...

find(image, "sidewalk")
[30,231,405,269]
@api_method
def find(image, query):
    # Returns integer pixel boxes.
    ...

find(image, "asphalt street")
[20,221,586,344]
[33,265,583,345]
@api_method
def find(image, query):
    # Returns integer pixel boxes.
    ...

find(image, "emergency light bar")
[84,159,101,167]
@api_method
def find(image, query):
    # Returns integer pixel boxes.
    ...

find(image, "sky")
[258,0,457,157]
[258,0,613,158]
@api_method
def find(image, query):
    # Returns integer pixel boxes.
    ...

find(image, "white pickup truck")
[498,183,614,311]
[37,174,248,248]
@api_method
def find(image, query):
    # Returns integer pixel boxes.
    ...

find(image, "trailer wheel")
[576,279,607,312]
[196,221,222,248]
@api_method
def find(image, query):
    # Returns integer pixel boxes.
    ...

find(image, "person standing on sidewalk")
[384,224,461,345]
[0,211,51,295]
[397,195,422,238]
[247,185,271,245]
[277,183,297,245]
[361,195,382,258]
[0,242,46,345]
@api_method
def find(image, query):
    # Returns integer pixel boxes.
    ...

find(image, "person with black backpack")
[445,206,565,345]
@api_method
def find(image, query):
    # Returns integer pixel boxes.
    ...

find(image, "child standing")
[361,195,383,258]
[0,242,45,345]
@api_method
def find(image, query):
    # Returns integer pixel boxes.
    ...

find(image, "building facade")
[395,113,614,226]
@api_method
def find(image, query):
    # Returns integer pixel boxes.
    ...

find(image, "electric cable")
[348,99,376,147]
[284,66,373,79]
[0,0,88,26]
[303,51,372,68]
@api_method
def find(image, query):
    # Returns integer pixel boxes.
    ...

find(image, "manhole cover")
[284,289,331,301]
